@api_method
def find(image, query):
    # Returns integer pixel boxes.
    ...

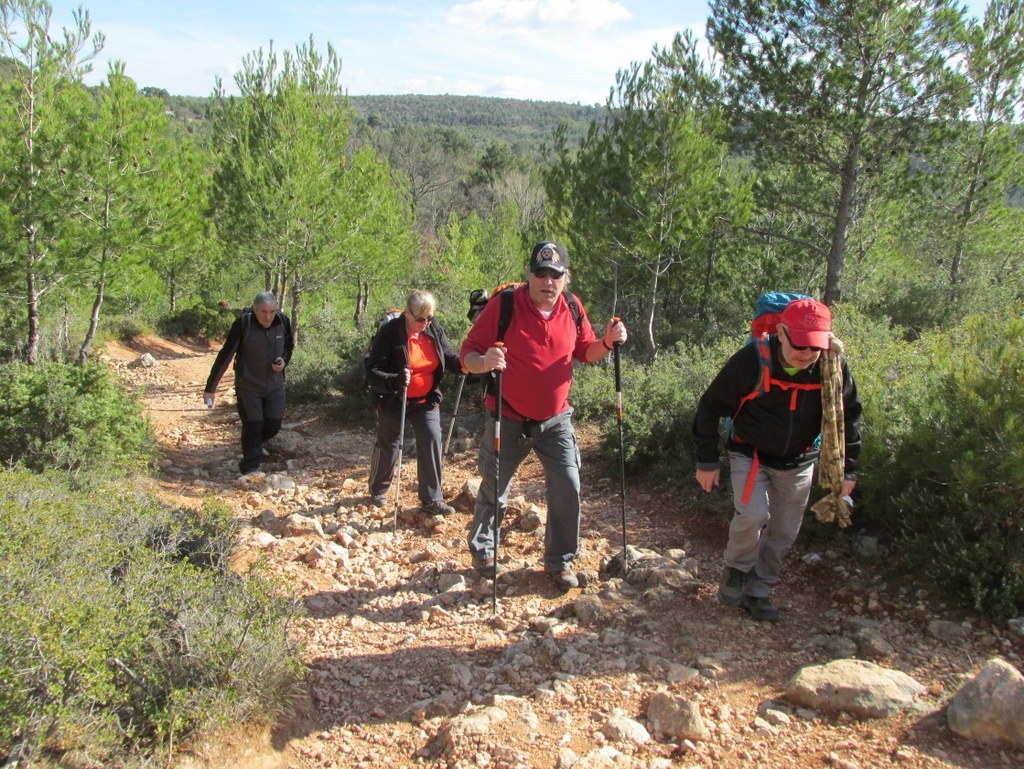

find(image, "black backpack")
[471,282,583,341]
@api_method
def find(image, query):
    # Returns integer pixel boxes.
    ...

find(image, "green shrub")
[286,307,387,425]
[863,312,1024,617]
[157,304,235,339]
[0,362,155,475]
[571,337,740,478]
[0,470,302,763]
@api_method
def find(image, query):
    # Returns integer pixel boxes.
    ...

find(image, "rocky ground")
[103,335,1024,769]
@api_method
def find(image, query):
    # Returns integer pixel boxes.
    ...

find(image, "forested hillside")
[2,0,1023,764]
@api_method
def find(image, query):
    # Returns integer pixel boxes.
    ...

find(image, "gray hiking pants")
[369,399,444,505]
[724,451,815,598]
[467,408,581,573]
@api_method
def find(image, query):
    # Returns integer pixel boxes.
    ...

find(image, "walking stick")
[443,372,467,456]
[491,342,504,614]
[612,319,629,567]
[393,372,408,532]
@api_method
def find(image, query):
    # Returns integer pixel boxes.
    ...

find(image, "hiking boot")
[369,494,388,509]
[472,555,502,578]
[740,594,780,622]
[547,569,579,591]
[421,500,456,517]
[718,566,747,607]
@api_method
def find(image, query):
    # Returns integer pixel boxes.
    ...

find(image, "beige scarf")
[810,334,852,527]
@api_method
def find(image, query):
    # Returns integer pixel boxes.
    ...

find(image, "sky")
[52,0,709,105]
[50,0,992,106]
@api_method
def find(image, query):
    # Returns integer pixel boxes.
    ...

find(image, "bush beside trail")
[0,361,155,475]
[0,470,302,764]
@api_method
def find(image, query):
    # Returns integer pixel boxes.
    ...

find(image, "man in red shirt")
[461,242,628,590]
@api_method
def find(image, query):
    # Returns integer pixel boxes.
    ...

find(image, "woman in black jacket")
[365,289,462,515]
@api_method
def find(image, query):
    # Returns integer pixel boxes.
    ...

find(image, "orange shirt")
[406,332,440,399]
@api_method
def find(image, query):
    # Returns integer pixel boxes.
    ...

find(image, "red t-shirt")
[406,331,440,399]
[461,286,597,421]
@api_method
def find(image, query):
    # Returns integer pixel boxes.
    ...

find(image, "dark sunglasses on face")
[411,312,433,323]
[782,327,821,352]
[532,267,564,280]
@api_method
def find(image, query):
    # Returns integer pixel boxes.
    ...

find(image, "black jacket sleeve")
[365,317,407,396]
[692,345,760,471]
[840,359,862,478]
[204,317,244,393]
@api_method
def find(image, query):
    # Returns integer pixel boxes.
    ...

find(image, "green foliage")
[285,306,372,421]
[858,311,1024,616]
[572,337,740,477]
[157,304,234,339]
[0,361,154,474]
[0,469,301,761]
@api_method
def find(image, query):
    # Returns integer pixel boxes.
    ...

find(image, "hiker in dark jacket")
[204,291,293,475]
[365,289,462,516]
[693,298,862,622]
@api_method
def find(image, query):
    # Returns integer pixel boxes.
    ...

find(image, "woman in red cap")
[692,298,862,621]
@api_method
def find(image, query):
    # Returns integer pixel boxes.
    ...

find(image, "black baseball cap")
[529,242,568,275]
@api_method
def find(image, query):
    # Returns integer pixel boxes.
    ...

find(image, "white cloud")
[447,0,631,35]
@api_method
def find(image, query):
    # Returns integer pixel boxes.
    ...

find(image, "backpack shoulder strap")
[564,292,583,337]
[496,288,515,342]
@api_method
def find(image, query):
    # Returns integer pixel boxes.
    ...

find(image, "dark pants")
[467,409,581,572]
[236,387,285,473]
[369,399,443,505]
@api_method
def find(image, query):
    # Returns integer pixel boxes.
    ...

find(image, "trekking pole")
[491,342,504,615]
[443,372,467,456]
[393,374,408,532]
[612,319,629,567]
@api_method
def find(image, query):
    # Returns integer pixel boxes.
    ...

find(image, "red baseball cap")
[780,299,831,349]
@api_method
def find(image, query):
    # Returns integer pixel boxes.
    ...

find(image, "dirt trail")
[103,335,1022,769]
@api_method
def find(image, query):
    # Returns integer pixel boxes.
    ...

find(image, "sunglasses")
[411,313,433,323]
[781,327,822,352]
[532,267,564,280]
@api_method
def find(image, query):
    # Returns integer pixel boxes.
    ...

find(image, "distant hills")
[159,91,602,155]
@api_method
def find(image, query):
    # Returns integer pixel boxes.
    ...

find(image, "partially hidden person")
[365,289,463,516]
[692,298,862,621]
[204,291,293,475]
[460,241,628,591]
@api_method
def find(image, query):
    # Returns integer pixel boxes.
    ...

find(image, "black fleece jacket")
[692,335,862,475]
[205,309,294,396]
[365,315,461,406]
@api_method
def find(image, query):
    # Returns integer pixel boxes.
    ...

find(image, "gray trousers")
[725,451,815,598]
[467,409,581,572]
[369,399,444,505]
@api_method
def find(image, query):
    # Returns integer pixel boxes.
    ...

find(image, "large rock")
[280,513,325,538]
[601,712,650,745]
[947,658,1024,747]
[646,692,711,741]
[786,659,925,717]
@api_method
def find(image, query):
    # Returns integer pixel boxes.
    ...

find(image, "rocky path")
[104,336,1024,769]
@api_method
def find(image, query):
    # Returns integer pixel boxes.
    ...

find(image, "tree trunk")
[289,279,301,347]
[78,266,106,366]
[643,259,661,361]
[26,263,40,366]
[824,146,858,306]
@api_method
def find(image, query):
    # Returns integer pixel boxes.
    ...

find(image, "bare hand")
[841,478,856,498]
[604,319,627,347]
[695,468,720,492]
[272,357,285,373]
[402,367,411,386]
[483,345,506,372]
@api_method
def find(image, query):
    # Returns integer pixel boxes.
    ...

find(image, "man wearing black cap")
[460,241,628,591]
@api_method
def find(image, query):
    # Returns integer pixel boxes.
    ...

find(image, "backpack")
[362,308,404,389]
[240,305,288,344]
[468,282,583,340]
[235,305,290,374]
[728,292,822,503]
